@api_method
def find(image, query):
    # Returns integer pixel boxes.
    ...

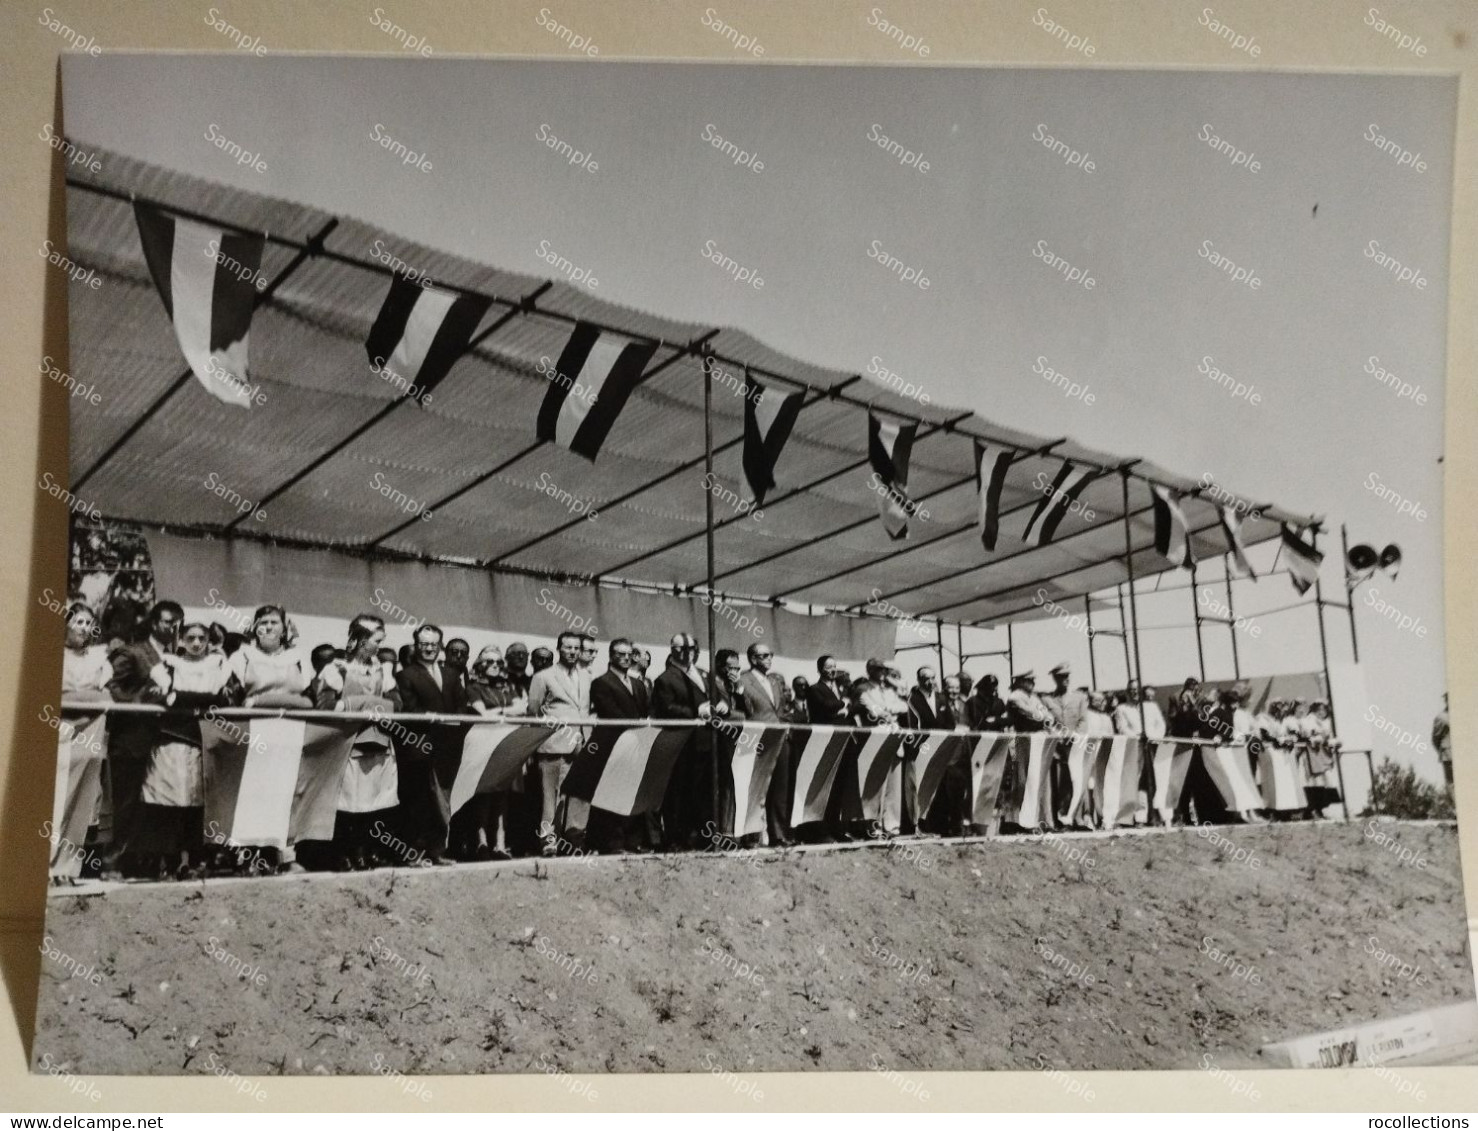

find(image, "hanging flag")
[1003,733,1054,830]
[1218,505,1257,580]
[968,734,1014,827]
[1149,740,1195,823]
[914,733,977,819]
[729,725,787,837]
[1282,524,1324,594]
[1150,483,1195,569]
[446,722,553,816]
[868,415,918,540]
[1023,461,1094,546]
[537,321,659,461]
[742,372,804,506]
[1059,734,1100,826]
[561,724,690,816]
[789,726,854,827]
[133,202,265,408]
[365,273,491,404]
[1091,736,1144,829]
[1257,741,1308,812]
[974,440,1013,552]
[1199,743,1263,812]
[200,716,358,849]
[855,728,908,824]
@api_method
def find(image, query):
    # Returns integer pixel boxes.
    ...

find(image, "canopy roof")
[64,152,1318,629]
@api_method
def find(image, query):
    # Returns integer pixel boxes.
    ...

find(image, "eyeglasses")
[612,650,633,659]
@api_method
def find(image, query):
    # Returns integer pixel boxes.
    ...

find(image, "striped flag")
[730,724,787,836]
[133,202,264,407]
[968,734,1014,826]
[855,728,908,823]
[365,273,492,403]
[201,716,358,849]
[538,322,659,461]
[1151,484,1195,569]
[1023,462,1094,546]
[561,724,690,816]
[51,710,108,878]
[1258,742,1308,812]
[868,415,918,540]
[1149,740,1195,822]
[1003,734,1054,829]
[1059,734,1100,826]
[789,726,853,827]
[1282,524,1323,595]
[447,722,552,816]
[974,440,1013,552]
[913,733,977,819]
[1200,743,1263,812]
[1091,736,1144,828]
[743,373,804,506]
[1218,505,1257,580]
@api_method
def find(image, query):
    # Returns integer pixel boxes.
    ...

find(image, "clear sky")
[62,56,1455,786]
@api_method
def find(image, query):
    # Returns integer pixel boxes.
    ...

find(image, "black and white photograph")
[24,22,1475,1099]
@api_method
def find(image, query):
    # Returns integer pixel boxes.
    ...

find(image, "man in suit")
[504,641,532,697]
[393,623,467,864]
[590,637,653,851]
[738,642,794,847]
[651,633,716,848]
[790,676,811,724]
[806,655,848,725]
[526,630,592,854]
[904,665,963,835]
[105,600,183,877]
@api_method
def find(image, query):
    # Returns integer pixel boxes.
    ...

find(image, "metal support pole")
[1190,561,1207,682]
[1341,523,1361,664]
[1121,474,1148,736]
[1085,595,1098,690]
[1223,555,1242,680]
[957,622,965,680]
[1006,623,1015,681]
[702,351,719,831]
[1117,583,1133,692]
[1311,531,1351,820]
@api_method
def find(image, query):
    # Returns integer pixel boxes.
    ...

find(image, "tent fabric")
[144,530,901,663]
[64,151,1317,630]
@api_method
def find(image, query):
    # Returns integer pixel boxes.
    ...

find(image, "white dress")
[142,653,232,807]
[323,659,400,813]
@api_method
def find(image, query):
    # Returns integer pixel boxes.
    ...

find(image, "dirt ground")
[31,821,1476,1077]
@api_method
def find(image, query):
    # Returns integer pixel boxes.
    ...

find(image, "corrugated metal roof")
[64,150,1319,628]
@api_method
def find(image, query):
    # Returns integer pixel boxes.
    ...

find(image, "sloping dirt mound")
[32,822,1474,1076]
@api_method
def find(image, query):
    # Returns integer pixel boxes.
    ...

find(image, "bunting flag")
[914,733,976,819]
[1281,524,1324,595]
[855,728,908,823]
[974,440,1013,552]
[1151,484,1195,569]
[1218,505,1257,580]
[133,202,264,407]
[729,725,787,836]
[1149,740,1195,822]
[537,322,659,461]
[1023,462,1094,547]
[364,273,492,403]
[1199,743,1264,812]
[868,415,918,540]
[743,373,804,507]
[790,726,853,826]
[1058,734,1100,826]
[561,724,689,816]
[1001,734,1054,829]
[1091,736,1144,829]
[447,722,552,816]
[50,710,108,879]
[968,734,1014,826]
[201,716,358,849]
[1257,742,1309,812]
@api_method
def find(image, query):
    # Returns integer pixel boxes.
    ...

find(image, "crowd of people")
[50,597,1342,884]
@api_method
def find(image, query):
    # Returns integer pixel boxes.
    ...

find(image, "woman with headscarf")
[317,614,401,870]
[51,602,113,885]
[141,621,237,878]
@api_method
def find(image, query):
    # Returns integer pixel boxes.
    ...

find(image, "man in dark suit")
[907,665,964,835]
[806,654,848,725]
[651,633,717,847]
[393,623,467,864]
[106,600,182,877]
[590,637,652,851]
[738,642,794,847]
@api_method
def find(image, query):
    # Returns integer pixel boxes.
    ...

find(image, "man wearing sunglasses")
[590,637,654,851]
